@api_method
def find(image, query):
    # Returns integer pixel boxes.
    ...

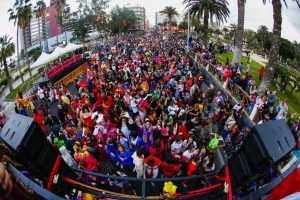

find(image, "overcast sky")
[0,0,299,49]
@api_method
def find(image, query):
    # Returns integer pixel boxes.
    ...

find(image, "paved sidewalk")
[0,67,41,115]
[242,52,268,66]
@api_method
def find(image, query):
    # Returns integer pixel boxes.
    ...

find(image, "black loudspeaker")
[229,152,253,188]
[0,114,46,161]
[229,119,296,188]
[0,114,59,177]
[242,119,296,172]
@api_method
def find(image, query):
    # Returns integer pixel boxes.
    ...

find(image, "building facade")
[129,6,146,30]
[20,1,63,52]
[20,13,49,50]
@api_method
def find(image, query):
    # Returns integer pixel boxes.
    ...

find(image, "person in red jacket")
[259,66,265,82]
[149,139,165,159]
[161,154,180,178]
[144,155,161,178]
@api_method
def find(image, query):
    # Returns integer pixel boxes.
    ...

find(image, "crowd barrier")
[5,149,231,200]
[192,53,257,124]
[54,62,88,86]
[52,149,231,200]
[47,54,82,79]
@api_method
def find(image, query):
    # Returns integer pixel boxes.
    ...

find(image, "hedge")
[0,78,8,87]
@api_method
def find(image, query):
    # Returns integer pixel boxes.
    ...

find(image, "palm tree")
[184,0,230,46]
[256,25,269,50]
[8,0,31,83]
[159,6,179,32]
[222,27,229,36]
[258,0,300,92]
[231,0,246,65]
[34,0,46,51]
[229,23,237,46]
[0,35,15,92]
[9,0,32,78]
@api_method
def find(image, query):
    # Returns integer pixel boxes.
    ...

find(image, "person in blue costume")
[117,144,133,169]
[105,138,118,162]
[129,131,145,152]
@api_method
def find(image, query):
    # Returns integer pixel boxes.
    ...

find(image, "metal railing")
[5,148,230,200]
[192,52,256,123]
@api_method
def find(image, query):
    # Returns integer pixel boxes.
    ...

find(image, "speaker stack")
[229,119,296,189]
[0,114,63,177]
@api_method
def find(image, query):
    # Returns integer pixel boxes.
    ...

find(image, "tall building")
[128,6,146,30]
[47,1,62,38]
[20,13,49,50]
[20,0,62,51]
[155,12,165,26]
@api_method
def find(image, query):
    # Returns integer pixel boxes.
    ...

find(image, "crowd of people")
[12,32,300,197]
[198,43,291,124]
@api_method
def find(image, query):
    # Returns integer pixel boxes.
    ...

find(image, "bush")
[15,75,20,80]
[38,67,44,74]
[0,78,8,87]
[23,67,29,74]
[14,73,24,81]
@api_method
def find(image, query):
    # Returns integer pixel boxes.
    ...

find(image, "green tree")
[0,35,15,92]
[8,0,32,78]
[214,28,221,38]
[110,6,137,34]
[256,25,270,51]
[279,38,296,62]
[231,0,246,65]
[184,0,230,46]
[179,21,188,32]
[243,29,258,49]
[8,4,23,83]
[229,23,237,46]
[222,27,229,36]
[34,0,46,51]
[71,14,89,44]
[258,0,300,92]
[160,6,179,32]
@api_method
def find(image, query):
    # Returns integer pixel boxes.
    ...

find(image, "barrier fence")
[47,54,82,79]
[54,62,88,86]
[192,53,258,123]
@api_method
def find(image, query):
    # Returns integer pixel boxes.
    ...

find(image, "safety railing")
[5,148,231,200]
[192,52,257,123]
[54,62,88,86]
[48,54,82,78]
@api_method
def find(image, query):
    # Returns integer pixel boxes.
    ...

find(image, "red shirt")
[161,162,180,177]
[178,124,189,140]
[149,141,165,159]
[187,161,197,176]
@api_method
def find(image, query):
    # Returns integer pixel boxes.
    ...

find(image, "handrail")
[7,163,64,200]
[191,52,255,123]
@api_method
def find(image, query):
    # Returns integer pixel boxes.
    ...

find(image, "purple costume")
[142,125,154,152]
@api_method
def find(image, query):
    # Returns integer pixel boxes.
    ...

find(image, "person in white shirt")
[171,137,183,155]
[168,101,179,116]
[182,137,197,152]
[132,149,144,178]
[37,87,45,100]
[182,144,196,163]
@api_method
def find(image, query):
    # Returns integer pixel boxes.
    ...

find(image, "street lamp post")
[187,0,190,52]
